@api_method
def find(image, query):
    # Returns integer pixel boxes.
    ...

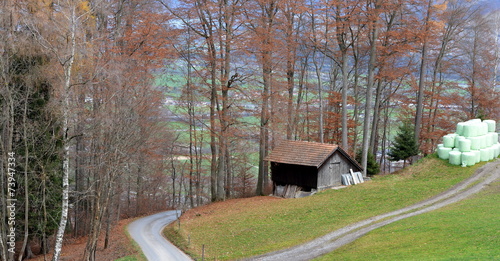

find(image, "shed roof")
[265,140,348,168]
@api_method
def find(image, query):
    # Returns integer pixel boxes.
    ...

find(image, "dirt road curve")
[247,160,500,261]
[128,210,192,261]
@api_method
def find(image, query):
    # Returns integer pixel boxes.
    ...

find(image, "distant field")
[164,155,489,260]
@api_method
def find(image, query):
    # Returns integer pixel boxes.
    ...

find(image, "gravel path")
[128,210,193,261]
[246,160,500,261]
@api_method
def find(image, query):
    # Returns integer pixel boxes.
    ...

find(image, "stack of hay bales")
[437,119,499,166]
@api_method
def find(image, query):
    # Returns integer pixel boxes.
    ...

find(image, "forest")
[0,0,499,260]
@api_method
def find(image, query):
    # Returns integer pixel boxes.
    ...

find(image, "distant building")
[265,140,363,198]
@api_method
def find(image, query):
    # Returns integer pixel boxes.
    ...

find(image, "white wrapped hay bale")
[480,135,488,148]
[449,151,462,165]
[456,122,465,136]
[462,123,476,137]
[489,133,495,145]
[481,122,489,136]
[480,135,488,149]
[480,148,490,162]
[488,147,495,161]
[459,139,471,152]
[455,136,465,148]
[483,120,496,132]
[477,136,486,149]
[469,136,481,150]
[443,135,455,148]
[471,150,481,163]
[438,147,452,160]
[488,132,498,145]
[461,152,476,166]
[493,144,500,158]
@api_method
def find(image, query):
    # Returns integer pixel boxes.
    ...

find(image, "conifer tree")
[355,149,380,176]
[388,121,420,167]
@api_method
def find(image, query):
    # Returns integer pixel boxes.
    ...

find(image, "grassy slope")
[164,155,488,260]
[317,180,500,260]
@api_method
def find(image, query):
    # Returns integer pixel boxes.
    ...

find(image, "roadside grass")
[164,154,486,260]
[317,179,500,260]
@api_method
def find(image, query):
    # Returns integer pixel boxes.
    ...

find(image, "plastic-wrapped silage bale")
[443,135,455,148]
[455,136,465,148]
[480,135,488,149]
[480,122,489,136]
[490,145,497,159]
[484,120,496,132]
[488,147,495,161]
[456,122,465,136]
[462,123,476,137]
[461,152,476,166]
[469,136,481,150]
[459,139,471,152]
[488,132,497,145]
[438,147,452,160]
[480,148,490,162]
[493,144,500,158]
[484,133,492,146]
[471,150,481,163]
[449,151,462,165]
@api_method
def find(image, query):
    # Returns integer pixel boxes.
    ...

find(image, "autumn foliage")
[0,0,499,260]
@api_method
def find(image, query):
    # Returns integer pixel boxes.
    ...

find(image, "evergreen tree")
[388,121,420,167]
[7,53,63,257]
[355,150,380,176]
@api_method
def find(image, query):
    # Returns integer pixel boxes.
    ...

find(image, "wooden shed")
[265,140,363,198]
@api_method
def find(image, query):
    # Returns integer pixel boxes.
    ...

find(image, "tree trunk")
[209,45,218,202]
[362,0,380,178]
[415,0,432,144]
[340,50,349,150]
[256,63,271,195]
[52,5,77,261]
[370,80,383,155]
[256,2,275,196]
[313,48,325,143]
[19,82,30,261]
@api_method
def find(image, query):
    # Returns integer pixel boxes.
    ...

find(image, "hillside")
[318,177,500,260]
[163,155,496,260]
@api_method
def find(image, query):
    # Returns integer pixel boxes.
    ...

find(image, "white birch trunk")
[52,5,77,261]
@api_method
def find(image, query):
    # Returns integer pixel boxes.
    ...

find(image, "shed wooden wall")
[317,151,362,190]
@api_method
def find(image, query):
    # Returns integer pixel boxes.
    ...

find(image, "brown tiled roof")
[265,140,339,168]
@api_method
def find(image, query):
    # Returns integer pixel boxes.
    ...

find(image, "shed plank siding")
[271,162,317,191]
[317,152,362,189]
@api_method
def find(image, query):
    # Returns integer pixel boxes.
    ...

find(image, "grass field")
[164,155,492,260]
[316,179,500,260]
